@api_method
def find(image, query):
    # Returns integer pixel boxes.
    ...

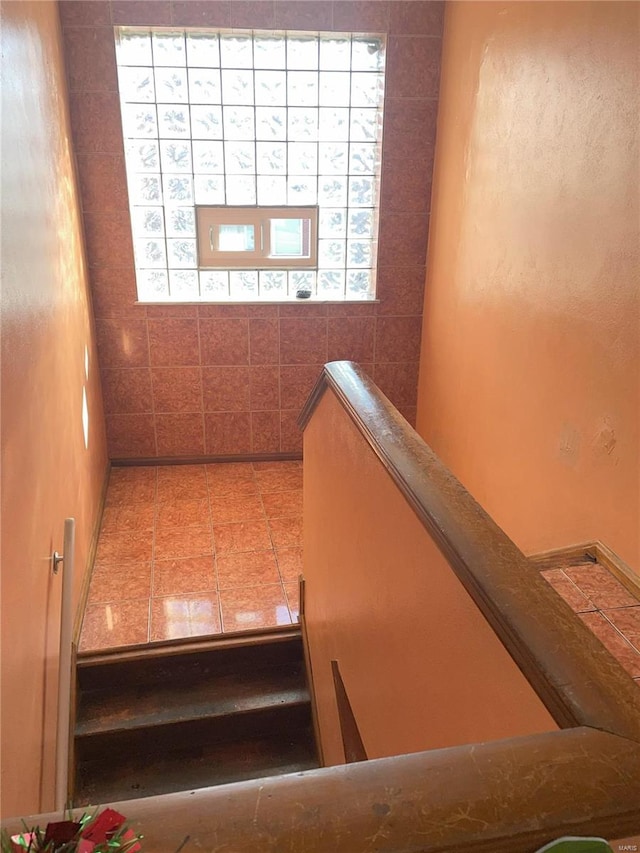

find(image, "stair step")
[75,701,313,760]
[74,723,317,805]
[77,633,304,692]
[77,666,308,737]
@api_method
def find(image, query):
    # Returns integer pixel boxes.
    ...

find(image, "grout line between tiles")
[599,611,640,657]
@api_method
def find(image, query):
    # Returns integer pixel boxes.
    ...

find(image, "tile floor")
[541,562,640,685]
[80,461,303,652]
[81,462,640,687]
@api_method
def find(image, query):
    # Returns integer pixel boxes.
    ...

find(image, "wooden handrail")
[3,728,640,851]
[299,361,640,741]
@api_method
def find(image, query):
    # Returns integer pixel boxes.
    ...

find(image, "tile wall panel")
[60,0,443,457]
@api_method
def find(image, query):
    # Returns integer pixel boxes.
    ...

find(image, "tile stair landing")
[80,461,303,652]
[81,458,640,686]
[540,560,640,685]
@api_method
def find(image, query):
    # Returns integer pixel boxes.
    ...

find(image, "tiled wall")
[61,0,442,458]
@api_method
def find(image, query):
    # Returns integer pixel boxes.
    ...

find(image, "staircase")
[73,631,318,805]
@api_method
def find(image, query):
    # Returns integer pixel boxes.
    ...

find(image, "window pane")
[166,206,195,237]
[350,108,379,142]
[319,72,351,106]
[117,31,152,66]
[320,38,351,71]
[167,238,197,267]
[221,70,254,105]
[351,72,383,107]
[230,270,259,298]
[287,36,319,70]
[223,106,255,140]
[122,104,158,138]
[160,140,192,173]
[224,141,255,174]
[169,269,199,299]
[319,208,347,238]
[129,174,162,204]
[347,269,373,299]
[255,70,286,106]
[317,269,345,297]
[152,32,186,67]
[256,142,287,174]
[118,67,155,102]
[256,107,287,140]
[188,68,221,104]
[220,34,253,68]
[157,105,190,137]
[254,36,285,70]
[154,67,188,103]
[351,37,385,72]
[225,175,256,204]
[259,270,288,296]
[126,140,160,172]
[190,106,223,139]
[186,33,219,68]
[194,175,225,204]
[218,224,256,252]
[132,206,164,236]
[289,142,318,174]
[257,176,287,205]
[289,270,316,297]
[200,270,229,298]
[192,140,224,174]
[319,108,350,141]
[287,71,318,107]
[318,238,346,267]
[270,219,306,258]
[287,176,317,205]
[163,174,193,203]
[137,269,169,300]
[288,108,318,140]
[135,238,166,268]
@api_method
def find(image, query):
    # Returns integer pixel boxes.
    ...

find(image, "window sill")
[135,298,379,306]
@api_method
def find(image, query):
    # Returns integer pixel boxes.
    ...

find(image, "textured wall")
[417,1,640,571]
[61,0,443,459]
[304,388,556,765]
[1,0,108,816]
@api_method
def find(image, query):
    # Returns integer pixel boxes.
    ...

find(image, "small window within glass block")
[116,26,385,302]
[196,207,318,269]
[218,224,256,252]
[271,218,306,257]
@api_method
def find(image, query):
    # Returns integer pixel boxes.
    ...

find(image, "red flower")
[80,809,126,844]
[121,828,142,852]
[44,821,81,845]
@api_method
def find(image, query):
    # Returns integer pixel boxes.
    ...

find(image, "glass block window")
[115,28,386,302]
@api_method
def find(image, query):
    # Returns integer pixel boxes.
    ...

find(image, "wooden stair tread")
[74,725,318,805]
[73,632,318,806]
[77,634,304,691]
[76,668,309,737]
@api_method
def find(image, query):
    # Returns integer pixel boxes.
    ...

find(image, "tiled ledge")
[532,545,640,687]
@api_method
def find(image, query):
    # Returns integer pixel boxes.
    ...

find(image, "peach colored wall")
[417,2,639,572]
[1,1,108,817]
[304,389,556,766]
[60,0,442,458]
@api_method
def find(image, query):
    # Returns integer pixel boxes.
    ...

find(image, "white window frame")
[196,205,318,269]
